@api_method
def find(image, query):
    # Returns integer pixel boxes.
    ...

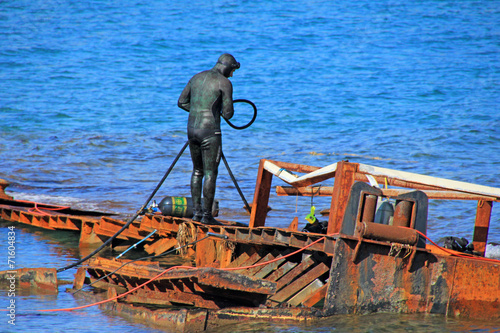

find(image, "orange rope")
[409,228,500,264]
[34,234,336,312]
[15,199,70,216]
[37,265,195,312]
[22,230,500,313]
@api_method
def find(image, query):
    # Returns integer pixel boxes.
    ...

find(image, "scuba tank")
[158,196,219,218]
[374,200,394,225]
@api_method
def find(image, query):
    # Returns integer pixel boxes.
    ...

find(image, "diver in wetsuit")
[178,53,240,225]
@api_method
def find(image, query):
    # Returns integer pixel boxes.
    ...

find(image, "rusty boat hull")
[1,159,499,331]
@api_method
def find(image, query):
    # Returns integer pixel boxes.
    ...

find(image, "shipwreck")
[1,159,499,331]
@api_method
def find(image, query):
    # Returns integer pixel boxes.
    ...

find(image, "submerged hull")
[1,159,499,331]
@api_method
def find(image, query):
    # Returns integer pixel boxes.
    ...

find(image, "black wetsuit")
[178,60,235,223]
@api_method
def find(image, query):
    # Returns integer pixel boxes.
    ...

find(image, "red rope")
[23,230,500,313]
[35,234,335,312]
[15,199,70,216]
[410,227,500,264]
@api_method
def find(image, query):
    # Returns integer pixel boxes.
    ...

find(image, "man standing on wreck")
[178,53,240,225]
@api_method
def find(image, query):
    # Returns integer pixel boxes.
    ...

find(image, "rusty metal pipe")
[393,200,413,228]
[361,194,377,223]
[356,222,419,245]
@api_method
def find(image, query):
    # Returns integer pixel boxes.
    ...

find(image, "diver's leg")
[189,140,203,222]
[200,135,222,225]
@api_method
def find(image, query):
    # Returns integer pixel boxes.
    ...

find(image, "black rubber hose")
[57,140,190,273]
[221,152,252,213]
[225,99,257,130]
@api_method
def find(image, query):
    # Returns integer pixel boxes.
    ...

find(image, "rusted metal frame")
[260,227,279,243]
[472,200,493,256]
[100,300,316,332]
[289,232,328,253]
[193,285,271,308]
[88,276,127,293]
[17,211,52,229]
[250,159,274,228]
[355,172,445,191]
[205,307,318,331]
[268,258,317,303]
[126,288,223,309]
[249,228,277,245]
[98,216,144,240]
[97,300,208,332]
[327,161,359,235]
[447,255,500,319]
[118,267,277,295]
[52,215,82,231]
[140,214,191,235]
[276,186,499,202]
[88,258,163,278]
[0,207,12,220]
[325,236,500,320]
[92,219,131,241]
[324,237,433,316]
[124,289,174,306]
[352,222,419,269]
[223,226,336,256]
[7,208,20,223]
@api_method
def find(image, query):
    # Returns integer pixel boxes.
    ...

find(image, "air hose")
[221,99,257,212]
[56,141,190,273]
[225,99,257,130]
[58,99,257,272]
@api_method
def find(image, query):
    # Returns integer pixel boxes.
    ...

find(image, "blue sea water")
[0,0,499,331]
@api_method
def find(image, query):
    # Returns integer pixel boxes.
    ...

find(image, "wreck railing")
[249,159,499,256]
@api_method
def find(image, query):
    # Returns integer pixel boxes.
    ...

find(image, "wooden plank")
[302,283,328,307]
[265,261,297,282]
[230,249,263,270]
[287,278,324,306]
[235,251,278,276]
[232,250,270,274]
[270,262,329,303]
[268,160,321,174]
[263,160,338,187]
[275,256,315,291]
[254,251,291,279]
[358,163,500,198]
[225,251,250,269]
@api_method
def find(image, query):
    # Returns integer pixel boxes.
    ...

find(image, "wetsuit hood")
[214,53,240,78]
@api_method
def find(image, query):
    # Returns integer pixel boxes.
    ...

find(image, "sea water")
[0,0,499,332]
